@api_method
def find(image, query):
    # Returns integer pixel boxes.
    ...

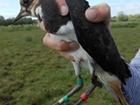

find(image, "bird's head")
[14,0,39,22]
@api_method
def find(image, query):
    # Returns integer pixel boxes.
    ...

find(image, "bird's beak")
[14,10,31,22]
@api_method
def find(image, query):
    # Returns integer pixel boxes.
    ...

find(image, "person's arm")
[38,1,111,60]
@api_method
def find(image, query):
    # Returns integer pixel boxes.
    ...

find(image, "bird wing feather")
[66,0,132,84]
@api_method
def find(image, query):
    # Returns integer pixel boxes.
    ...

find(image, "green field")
[0,24,140,105]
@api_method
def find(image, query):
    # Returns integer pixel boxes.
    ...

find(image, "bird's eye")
[23,0,30,4]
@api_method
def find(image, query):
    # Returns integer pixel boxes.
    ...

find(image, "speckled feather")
[66,0,132,84]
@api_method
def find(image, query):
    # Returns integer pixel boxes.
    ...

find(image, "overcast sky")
[0,0,140,19]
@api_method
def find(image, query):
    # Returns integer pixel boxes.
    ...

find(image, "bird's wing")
[66,0,131,84]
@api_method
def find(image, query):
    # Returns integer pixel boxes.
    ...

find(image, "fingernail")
[60,5,68,16]
[86,9,97,21]
[70,42,79,50]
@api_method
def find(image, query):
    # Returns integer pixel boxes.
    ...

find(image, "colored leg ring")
[80,93,88,101]
[77,78,83,85]
[63,95,69,103]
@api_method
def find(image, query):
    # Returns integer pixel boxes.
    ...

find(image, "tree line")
[111,11,140,22]
[0,16,37,26]
[0,11,140,26]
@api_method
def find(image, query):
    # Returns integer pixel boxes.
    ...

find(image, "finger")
[43,33,79,51]
[55,0,69,16]
[38,21,47,32]
[85,3,111,28]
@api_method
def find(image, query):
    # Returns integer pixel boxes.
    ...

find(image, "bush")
[0,25,39,32]
[117,11,128,21]
[111,22,138,28]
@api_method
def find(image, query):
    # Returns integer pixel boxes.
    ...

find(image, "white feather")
[50,21,95,75]
[35,5,43,18]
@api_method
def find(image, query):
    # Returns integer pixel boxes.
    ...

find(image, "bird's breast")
[50,21,94,68]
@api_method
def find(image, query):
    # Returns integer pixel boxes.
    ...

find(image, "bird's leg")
[53,62,83,105]
[74,75,102,105]
[88,62,102,88]
[74,62,102,105]
[53,76,83,105]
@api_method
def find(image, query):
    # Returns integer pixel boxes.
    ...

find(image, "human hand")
[55,0,111,28]
[39,1,111,61]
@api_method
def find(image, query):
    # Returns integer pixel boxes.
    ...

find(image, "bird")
[14,0,132,105]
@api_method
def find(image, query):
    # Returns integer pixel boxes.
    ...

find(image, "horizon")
[0,0,140,19]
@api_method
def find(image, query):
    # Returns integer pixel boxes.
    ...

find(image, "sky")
[0,0,140,19]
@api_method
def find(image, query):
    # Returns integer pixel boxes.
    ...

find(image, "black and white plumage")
[66,1,132,104]
[14,0,132,105]
[66,0,131,84]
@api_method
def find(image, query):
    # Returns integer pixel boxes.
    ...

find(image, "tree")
[4,18,14,26]
[117,11,128,21]
[134,14,140,19]
[0,15,5,25]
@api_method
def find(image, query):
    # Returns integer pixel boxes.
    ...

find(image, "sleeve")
[130,48,140,67]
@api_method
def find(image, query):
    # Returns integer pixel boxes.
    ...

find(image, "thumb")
[85,3,111,28]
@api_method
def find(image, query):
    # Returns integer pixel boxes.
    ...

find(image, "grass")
[0,24,140,105]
